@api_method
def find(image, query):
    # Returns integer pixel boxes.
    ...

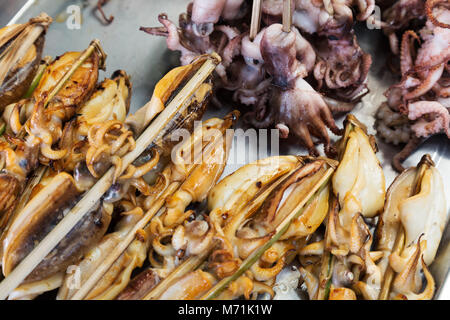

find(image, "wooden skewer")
[282,0,292,33]
[249,0,262,41]
[0,54,219,300]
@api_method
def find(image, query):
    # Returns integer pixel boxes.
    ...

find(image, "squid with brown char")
[91,113,237,300]
[204,155,335,300]
[3,56,214,300]
[2,68,133,300]
[299,115,386,300]
[208,157,333,285]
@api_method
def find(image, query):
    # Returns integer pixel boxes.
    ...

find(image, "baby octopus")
[249,24,343,156]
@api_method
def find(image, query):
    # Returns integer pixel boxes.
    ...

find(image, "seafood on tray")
[104,115,446,301]
[0,2,447,301]
[116,155,335,300]
[141,0,450,172]
[0,39,104,233]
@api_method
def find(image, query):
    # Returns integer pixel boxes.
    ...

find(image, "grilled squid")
[0,43,104,231]
[301,115,386,300]
[60,111,237,300]
[2,172,112,282]
[358,155,447,300]
[0,13,52,110]
[6,56,217,299]
[215,159,333,281]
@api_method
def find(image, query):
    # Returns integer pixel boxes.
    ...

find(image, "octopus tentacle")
[323,97,357,114]
[404,64,445,100]
[244,106,274,129]
[140,14,197,65]
[292,124,319,156]
[400,31,420,76]
[392,135,423,172]
[426,0,450,28]
[319,102,344,136]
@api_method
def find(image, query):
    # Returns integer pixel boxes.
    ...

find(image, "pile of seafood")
[0,3,447,301]
[374,0,450,171]
[142,0,450,169]
[141,0,376,157]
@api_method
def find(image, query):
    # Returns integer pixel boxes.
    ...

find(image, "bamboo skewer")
[0,54,219,300]
[282,0,292,33]
[249,0,262,41]
[71,182,178,300]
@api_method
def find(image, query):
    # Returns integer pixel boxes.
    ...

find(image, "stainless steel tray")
[3,0,449,300]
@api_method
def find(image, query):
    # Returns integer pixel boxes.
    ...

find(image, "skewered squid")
[356,155,447,300]
[4,55,219,299]
[0,2,446,300]
[2,68,131,288]
[58,112,237,300]
[0,14,52,110]
[130,153,337,301]
[298,114,386,300]
[0,41,104,232]
[142,0,374,157]
[118,155,300,299]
